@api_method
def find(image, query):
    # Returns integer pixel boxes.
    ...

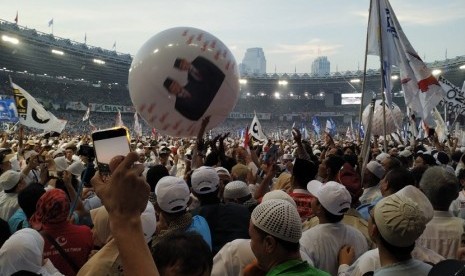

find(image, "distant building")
[311,56,330,76]
[240,48,266,75]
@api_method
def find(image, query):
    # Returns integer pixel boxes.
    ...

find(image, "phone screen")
[92,127,130,175]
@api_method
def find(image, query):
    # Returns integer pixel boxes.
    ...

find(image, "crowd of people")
[0,118,465,275]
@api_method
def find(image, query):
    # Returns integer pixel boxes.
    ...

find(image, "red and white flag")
[133,112,142,137]
[82,106,90,121]
[367,0,445,121]
[115,110,124,127]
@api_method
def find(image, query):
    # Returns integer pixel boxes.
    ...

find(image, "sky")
[3,0,465,74]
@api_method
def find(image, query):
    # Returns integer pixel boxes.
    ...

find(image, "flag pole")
[357,0,374,145]
[376,0,388,152]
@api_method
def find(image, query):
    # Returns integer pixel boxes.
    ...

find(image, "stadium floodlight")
[304,92,309,97]
[246,92,250,96]
[289,92,294,97]
[2,35,19,45]
[239,79,247,84]
[391,75,399,80]
[350,79,361,83]
[51,49,64,55]
[274,92,280,99]
[319,92,325,97]
[460,65,465,70]
[93,59,106,65]
[278,80,288,85]
[432,69,441,76]
[260,92,265,97]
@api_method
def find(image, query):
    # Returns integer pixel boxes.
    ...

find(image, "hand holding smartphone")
[92,127,131,178]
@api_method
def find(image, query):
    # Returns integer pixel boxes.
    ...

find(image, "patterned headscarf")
[30,189,70,230]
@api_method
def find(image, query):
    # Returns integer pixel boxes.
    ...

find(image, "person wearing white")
[340,186,433,276]
[0,228,64,276]
[449,168,465,219]
[359,161,384,205]
[0,170,26,221]
[418,166,465,259]
[301,181,368,276]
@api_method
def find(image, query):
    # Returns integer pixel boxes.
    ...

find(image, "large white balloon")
[129,27,240,137]
[362,100,403,136]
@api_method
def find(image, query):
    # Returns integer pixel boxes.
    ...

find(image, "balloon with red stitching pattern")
[128,27,240,137]
[362,100,403,136]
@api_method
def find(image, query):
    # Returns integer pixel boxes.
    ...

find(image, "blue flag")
[312,116,321,138]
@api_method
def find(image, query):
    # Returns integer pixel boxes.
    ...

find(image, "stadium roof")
[1,18,464,93]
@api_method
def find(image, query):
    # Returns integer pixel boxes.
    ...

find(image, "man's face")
[168,81,183,95]
[380,158,390,172]
[65,149,74,160]
[248,221,266,265]
[179,59,190,71]
[379,176,389,197]
[414,156,425,168]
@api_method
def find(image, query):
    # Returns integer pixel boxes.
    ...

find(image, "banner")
[0,99,19,123]
[228,112,271,120]
[438,76,465,115]
[12,82,67,133]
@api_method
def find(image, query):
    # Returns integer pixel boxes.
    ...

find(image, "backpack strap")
[40,231,80,273]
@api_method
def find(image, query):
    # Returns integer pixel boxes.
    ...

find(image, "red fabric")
[288,192,314,221]
[42,223,93,276]
[30,189,69,230]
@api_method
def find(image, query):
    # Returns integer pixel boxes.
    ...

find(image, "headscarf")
[30,189,70,230]
[90,206,112,247]
[0,228,45,275]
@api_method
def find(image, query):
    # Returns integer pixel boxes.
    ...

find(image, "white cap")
[399,150,413,158]
[307,180,351,215]
[367,160,385,179]
[0,170,21,191]
[262,190,297,208]
[54,156,68,172]
[155,176,190,213]
[24,150,38,160]
[141,202,157,243]
[66,161,85,177]
[375,152,390,163]
[251,199,302,243]
[191,166,219,194]
[223,181,250,199]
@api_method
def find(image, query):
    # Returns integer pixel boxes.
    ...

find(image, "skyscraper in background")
[239,48,266,75]
[311,56,330,76]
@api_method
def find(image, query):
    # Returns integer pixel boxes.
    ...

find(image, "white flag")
[367,0,445,120]
[248,114,266,142]
[82,106,90,121]
[12,82,67,133]
[438,76,465,116]
[133,112,142,137]
[115,110,124,127]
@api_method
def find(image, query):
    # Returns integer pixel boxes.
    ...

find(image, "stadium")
[1,19,465,136]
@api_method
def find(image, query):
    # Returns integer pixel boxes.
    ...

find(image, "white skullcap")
[251,199,302,243]
[223,181,250,199]
[262,190,297,208]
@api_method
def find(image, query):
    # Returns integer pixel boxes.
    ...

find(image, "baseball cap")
[54,156,68,172]
[215,167,231,178]
[373,185,433,247]
[399,149,413,158]
[376,152,390,163]
[0,170,21,191]
[159,147,171,155]
[223,181,250,200]
[251,199,302,243]
[155,176,190,213]
[191,166,220,194]
[307,180,351,215]
[24,150,38,161]
[66,161,85,177]
[366,160,385,179]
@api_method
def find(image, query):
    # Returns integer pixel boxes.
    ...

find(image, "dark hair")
[163,78,174,91]
[0,218,11,248]
[378,229,415,256]
[322,206,346,223]
[384,157,402,172]
[195,191,220,205]
[253,224,300,252]
[458,169,465,181]
[152,231,212,276]
[18,183,46,219]
[325,155,345,178]
[292,158,317,187]
[11,271,40,276]
[146,165,169,192]
[410,165,428,187]
[204,151,219,167]
[385,168,414,193]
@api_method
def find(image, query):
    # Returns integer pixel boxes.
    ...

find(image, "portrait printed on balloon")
[163,56,225,121]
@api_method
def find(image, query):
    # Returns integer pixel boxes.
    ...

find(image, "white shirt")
[417,210,465,259]
[359,185,381,205]
[212,238,314,276]
[300,222,368,276]
[374,259,431,276]
[450,190,465,220]
[0,191,19,221]
[338,246,443,276]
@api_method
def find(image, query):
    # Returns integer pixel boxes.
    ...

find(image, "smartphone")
[264,144,279,164]
[91,127,131,176]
